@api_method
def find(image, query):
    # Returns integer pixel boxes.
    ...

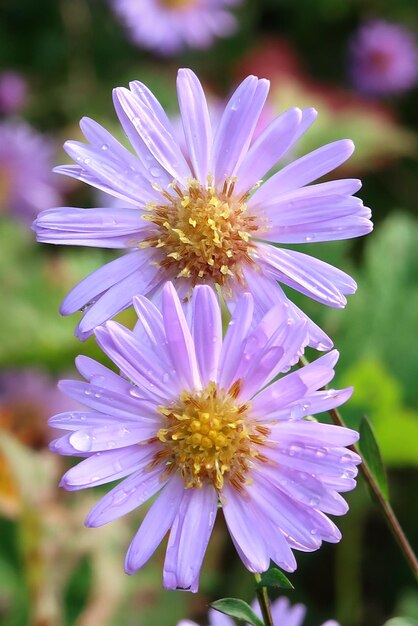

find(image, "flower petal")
[113,86,191,182]
[125,474,184,574]
[191,286,222,386]
[34,206,147,248]
[236,107,302,190]
[85,464,166,527]
[162,283,201,390]
[75,355,131,394]
[251,139,355,206]
[221,483,270,572]
[58,378,159,419]
[163,485,218,591]
[94,321,176,402]
[177,69,212,183]
[212,76,270,181]
[242,266,333,351]
[60,250,148,316]
[217,293,254,390]
[60,443,158,490]
[260,244,356,307]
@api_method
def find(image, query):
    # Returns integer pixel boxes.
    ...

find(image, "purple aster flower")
[111,0,241,55]
[50,283,360,590]
[0,368,74,449]
[0,121,61,224]
[348,20,418,96]
[178,596,339,626]
[0,71,27,115]
[33,70,372,345]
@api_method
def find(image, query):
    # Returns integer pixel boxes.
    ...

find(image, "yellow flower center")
[154,381,269,490]
[142,177,263,293]
[159,0,195,9]
[0,167,11,211]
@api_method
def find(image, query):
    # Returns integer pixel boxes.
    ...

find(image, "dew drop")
[90,375,106,387]
[315,448,327,458]
[150,166,161,178]
[289,445,301,457]
[70,430,93,452]
[340,453,353,464]
[101,143,109,151]
[112,490,129,505]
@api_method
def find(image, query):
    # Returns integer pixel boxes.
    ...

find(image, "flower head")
[0,121,61,223]
[348,20,418,96]
[178,596,339,626]
[0,368,71,516]
[111,0,241,55]
[0,368,69,449]
[0,71,27,115]
[51,283,360,591]
[34,69,372,345]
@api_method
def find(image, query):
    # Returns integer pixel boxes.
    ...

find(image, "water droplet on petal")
[150,166,161,178]
[70,430,93,452]
[289,445,302,457]
[90,375,106,387]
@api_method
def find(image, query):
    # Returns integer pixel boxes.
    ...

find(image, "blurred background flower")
[110,0,241,55]
[178,596,339,625]
[0,121,62,224]
[0,70,27,115]
[348,20,418,97]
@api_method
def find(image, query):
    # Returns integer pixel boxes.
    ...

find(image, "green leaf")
[383,617,418,626]
[359,415,389,502]
[210,598,265,626]
[256,568,294,590]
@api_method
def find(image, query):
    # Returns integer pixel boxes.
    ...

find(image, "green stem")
[254,574,274,626]
[299,355,418,580]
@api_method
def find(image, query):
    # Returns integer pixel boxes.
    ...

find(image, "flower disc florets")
[160,0,194,7]
[156,380,268,490]
[142,177,260,288]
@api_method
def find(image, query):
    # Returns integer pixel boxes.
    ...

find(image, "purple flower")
[0,121,61,224]
[33,70,372,345]
[0,71,27,115]
[178,596,339,626]
[50,283,360,590]
[348,20,418,96]
[111,0,241,55]
[0,368,72,449]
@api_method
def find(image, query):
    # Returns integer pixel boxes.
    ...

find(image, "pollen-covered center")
[155,381,269,490]
[159,0,195,8]
[142,177,262,289]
